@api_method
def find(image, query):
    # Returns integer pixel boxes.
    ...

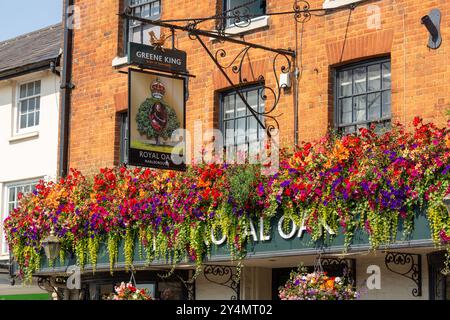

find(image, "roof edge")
[0,58,59,82]
[0,22,63,47]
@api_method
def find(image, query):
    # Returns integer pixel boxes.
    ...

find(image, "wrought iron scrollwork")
[294,1,312,23]
[203,265,240,300]
[321,257,356,285]
[215,0,258,36]
[202,41,293,135]
[122,1,333,137]
[385,252,422,297]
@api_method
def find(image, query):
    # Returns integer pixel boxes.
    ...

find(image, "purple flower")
[276,194,282,204]
[281,180,292,188]
[442,165,450,175]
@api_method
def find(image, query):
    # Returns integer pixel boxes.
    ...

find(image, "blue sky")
[0,1,63,42]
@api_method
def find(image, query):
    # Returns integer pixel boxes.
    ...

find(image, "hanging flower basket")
[279,267,359,300]
[110,282,153,300]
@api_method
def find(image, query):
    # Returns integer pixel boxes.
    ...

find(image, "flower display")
[110,282,152,300]
[3,118,450,282]
[279,267,359,300]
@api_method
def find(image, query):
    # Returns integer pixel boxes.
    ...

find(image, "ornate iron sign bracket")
[385,252,422,297]
[203,265,240,300]
[121,1,336,137]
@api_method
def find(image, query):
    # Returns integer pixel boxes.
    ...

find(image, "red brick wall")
[68,0,450,174]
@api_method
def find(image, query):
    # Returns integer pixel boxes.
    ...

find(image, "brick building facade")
[56,0,450,300]
[67,0,449,174]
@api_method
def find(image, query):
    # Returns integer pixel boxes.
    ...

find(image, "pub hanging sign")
[128,69,186,171]
[128,42,187,74]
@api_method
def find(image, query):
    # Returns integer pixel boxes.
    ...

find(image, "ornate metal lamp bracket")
[385,252,422,297]
[203,265,240,300]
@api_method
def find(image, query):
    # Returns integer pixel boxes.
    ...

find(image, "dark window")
[428,251,450,300]
[220,86,265,159]
[335,58,391,134]
[126,0,161,50]
[223,0,266,27]
[120,112,129,164]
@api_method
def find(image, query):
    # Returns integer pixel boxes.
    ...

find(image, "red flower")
[413,116,422,127]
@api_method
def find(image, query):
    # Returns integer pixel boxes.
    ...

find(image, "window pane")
[134,5,141,17]
[28,112,35,127]
[35,97,40,111]
[27,82,34,97]
[34,81,41,95]
[142,4,150,17]
[247,90,258,114]
[258,89,265,113]
[35,110,40,126]
[354,95,366,122]
[228,0,265,15]
[28,98,36,112]
[223,95,234,120]
[382,91,391,118]
[339,70,352,97]
[353,67,366,94]
[120,113,129,163]
[224,120,234,146]
[226,0,265,26]
[368,64,381,92]
[20,114,27,129]
[368,93,381,121]
[339,98,352,124]
[20,84,27,98]
[9,187,16,202]
[235,94,246,118]
[152,1,160,16]
[236,143,248,158]
[382,63,391,89]
[247,116,258,142]
[20,100,28,114]
[236,118,246,145]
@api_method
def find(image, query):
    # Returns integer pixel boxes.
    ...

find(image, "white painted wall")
[0,70,60,260]
[355,252,429,300]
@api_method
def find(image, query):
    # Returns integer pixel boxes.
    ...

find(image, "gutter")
[0,59,58,82]
[59,0,75,178]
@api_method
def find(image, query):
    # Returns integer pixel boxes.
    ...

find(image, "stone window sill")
[9,131,39,143]
[112,56,128,68]
[323,0,364,9]
[222,15,269,36]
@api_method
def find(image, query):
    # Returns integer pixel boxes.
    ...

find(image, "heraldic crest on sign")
[136,78,180,146]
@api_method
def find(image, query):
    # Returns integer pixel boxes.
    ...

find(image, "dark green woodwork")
[38,210,433,273]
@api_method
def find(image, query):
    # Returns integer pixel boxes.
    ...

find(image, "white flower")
[334,277,342,284]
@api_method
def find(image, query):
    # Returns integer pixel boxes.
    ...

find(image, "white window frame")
[128,0,162,45]
[222,0,268,35]
[1,179,40,255]
[15,79,42,135]
[323,0,365,9]
[224,15,269,35]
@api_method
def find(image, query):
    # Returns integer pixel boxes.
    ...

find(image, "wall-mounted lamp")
[42,228,61,261]
[280,72,291,89]
[421,9,442,49]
